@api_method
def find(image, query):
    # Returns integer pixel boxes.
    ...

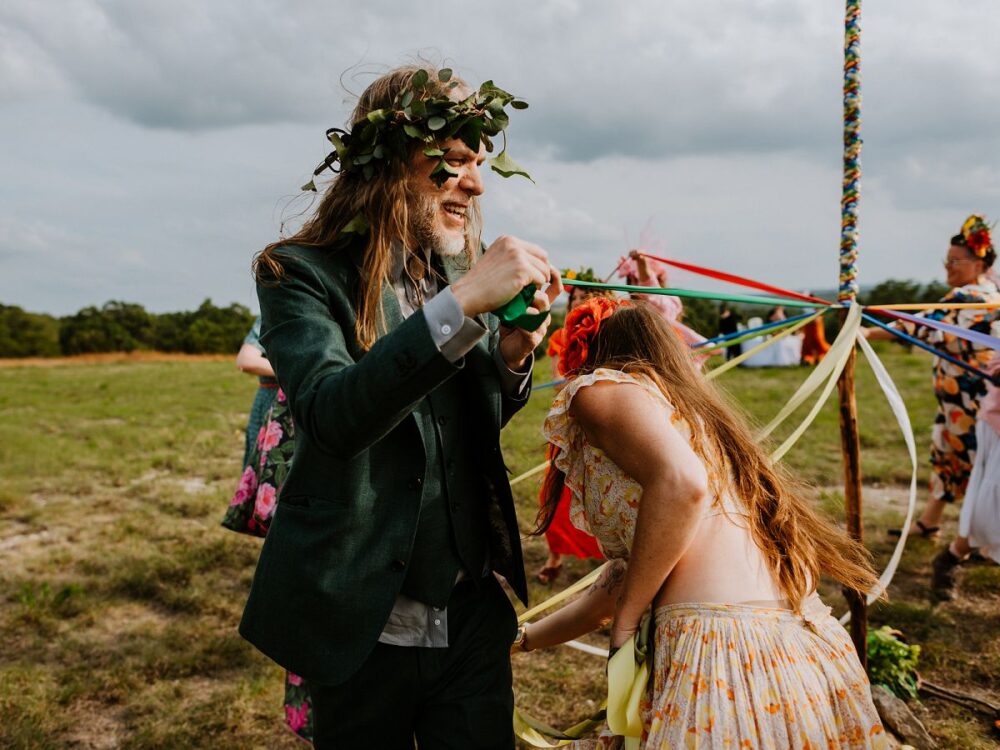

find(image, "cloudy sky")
[2,1,999,315]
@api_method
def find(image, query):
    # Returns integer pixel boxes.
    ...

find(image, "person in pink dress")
[618,250,707,349]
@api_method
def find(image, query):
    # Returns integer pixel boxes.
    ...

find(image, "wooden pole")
[839,0,867,666]
[838,340,867,666]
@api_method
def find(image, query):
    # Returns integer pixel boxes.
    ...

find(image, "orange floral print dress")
[542,369,887,749]
[900,280,1000,504]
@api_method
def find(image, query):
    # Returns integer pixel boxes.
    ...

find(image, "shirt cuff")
[423,287,487,363]
[493,347,533,400]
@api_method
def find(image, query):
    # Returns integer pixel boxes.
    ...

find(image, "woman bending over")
[517,299,886,749]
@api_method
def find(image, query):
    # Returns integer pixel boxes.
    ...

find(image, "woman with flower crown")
[513,297,887,749]
[864,215,1000,555]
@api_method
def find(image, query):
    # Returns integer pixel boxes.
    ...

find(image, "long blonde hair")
[538,301,878,609]
[253,65,482,349]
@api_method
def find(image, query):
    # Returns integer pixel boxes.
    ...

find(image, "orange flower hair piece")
[960,214,994,258]
[558,297,629,377]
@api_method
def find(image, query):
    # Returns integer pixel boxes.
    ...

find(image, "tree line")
[0,299,255,358]
[0,279,950,358]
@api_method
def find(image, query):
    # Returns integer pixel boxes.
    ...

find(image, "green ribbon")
[493,277,827,332]
[558,278,827,309]
[493,285,550,330]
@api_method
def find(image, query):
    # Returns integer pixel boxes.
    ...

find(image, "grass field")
[1,347,997,748]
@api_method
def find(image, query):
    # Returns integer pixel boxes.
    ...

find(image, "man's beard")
[411,194,467,257]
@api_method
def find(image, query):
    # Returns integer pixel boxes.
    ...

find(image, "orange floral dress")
[900,280,1000,504]
[542,369,887,749]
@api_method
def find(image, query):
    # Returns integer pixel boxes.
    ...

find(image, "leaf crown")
[959,214,995,258]
[303,68,531,191]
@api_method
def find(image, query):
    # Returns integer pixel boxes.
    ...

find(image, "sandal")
[889,520,940,541]
[535,563,563,585]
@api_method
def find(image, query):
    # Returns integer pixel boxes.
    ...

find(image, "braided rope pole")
[839,0,862,301]
[837,0,867,667]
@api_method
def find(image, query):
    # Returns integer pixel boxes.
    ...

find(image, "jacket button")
[409,477,423,490]
[390,559,406,572]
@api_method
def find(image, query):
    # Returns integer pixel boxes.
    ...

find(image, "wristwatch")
[511,624,531,654]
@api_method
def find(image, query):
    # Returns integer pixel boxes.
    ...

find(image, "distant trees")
[859,279,950,307]
[0,305,61,357]
[0,278,967,358]
[0,299,253,358]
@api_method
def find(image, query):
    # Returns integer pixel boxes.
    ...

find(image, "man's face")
[408,137,487,257]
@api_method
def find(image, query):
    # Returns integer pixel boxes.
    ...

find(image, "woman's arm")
[572,381,709,649]
[860,326,898,342]
[518,560,627,652]
[235,343,275,377]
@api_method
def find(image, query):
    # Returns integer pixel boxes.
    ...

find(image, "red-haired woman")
[516,299,886,749]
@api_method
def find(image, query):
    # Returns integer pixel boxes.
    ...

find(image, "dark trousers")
[310,575,518,750]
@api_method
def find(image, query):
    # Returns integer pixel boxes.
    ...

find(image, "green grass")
[0,348,997,748]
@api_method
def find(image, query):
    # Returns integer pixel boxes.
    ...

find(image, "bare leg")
[536,552,563,584]
[900,497,947,539]
[949,536,972,559]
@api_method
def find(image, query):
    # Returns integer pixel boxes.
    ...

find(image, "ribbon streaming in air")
[638,252,832,305]
[862,314,999,384]
[871,308,1000,352]
[693,311,816,352]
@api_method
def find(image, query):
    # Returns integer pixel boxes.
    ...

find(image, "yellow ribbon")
[510,460,551,487]
[513,704,609,748]
[759,304,860,439]
[606,612,652,749]
[518,564,606,625]
[706,311,823,380]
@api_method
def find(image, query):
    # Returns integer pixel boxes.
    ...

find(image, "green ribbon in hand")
[493,284,549,331]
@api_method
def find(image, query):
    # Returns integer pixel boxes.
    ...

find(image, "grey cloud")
[2,0,1000,317]
[5,0,1000,167]
[0,0,996,161]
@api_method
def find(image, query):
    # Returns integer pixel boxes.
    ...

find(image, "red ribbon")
[638,253,832,305]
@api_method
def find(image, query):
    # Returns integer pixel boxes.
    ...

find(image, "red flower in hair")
[960,214,994,258]
[558,297,627,376]
[967,229,992,257]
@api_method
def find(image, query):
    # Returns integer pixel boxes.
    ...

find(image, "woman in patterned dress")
[515,299,886,749]
[865,215,1000,541]
[236,317,280,467]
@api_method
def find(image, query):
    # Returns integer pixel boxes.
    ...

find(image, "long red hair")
[536,300,878,609]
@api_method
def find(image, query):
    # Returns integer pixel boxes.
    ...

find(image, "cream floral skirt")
[578,595,888,750]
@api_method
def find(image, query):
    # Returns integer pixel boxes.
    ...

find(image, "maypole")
[838,0,867,666]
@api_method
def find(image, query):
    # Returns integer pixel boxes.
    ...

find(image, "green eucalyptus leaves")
[303,68,531,191]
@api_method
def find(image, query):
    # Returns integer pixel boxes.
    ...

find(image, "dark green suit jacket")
[239,243,529,686]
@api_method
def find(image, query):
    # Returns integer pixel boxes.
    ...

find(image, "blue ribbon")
[692,312,815,350]
[862,314,999,385]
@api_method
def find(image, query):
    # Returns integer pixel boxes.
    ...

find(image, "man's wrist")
[449,278,480,317]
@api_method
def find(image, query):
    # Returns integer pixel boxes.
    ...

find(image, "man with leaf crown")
[240,63,561,748]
